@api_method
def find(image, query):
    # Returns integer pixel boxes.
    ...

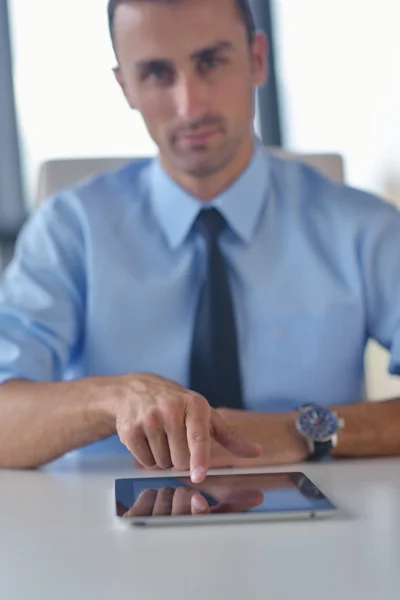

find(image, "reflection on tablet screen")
[115,472,335,519]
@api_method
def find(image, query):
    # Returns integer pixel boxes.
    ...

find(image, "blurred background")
[1,0,400,399]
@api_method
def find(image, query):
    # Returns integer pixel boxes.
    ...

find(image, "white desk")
[1,455,400,600]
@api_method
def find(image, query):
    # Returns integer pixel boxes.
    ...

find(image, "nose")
[174,73,209,121]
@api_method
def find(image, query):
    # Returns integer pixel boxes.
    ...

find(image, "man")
[1,0,400,485]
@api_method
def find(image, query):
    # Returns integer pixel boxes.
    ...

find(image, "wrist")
[284,411,309,459]
[81,376,122,433]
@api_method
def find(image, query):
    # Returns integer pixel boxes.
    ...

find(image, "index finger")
[185,398,212,483]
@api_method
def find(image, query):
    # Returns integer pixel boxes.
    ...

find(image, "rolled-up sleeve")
[0,194,85,383]
[360,199,400,376]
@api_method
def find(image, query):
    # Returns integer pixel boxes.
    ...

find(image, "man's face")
[113,0,267,179]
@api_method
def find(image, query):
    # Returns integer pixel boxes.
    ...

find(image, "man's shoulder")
[38,156,154,218]
[266,149,400,226]
[24,157,156,244]
[67,156,155,205]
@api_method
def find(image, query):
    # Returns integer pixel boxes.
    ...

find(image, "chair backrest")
[36,150,345,205]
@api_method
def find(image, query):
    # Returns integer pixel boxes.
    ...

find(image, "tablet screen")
[115,472,336,519]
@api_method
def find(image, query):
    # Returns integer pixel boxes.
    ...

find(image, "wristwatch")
[296,403,345,461]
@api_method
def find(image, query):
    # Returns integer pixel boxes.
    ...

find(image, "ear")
[250,32,269,88]
[113,66,137,109]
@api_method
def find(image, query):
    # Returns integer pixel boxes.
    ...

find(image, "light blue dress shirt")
[1,140,400,453]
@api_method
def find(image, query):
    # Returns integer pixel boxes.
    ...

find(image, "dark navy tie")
[189,208,243,409]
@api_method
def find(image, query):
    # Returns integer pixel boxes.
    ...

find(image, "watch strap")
[307,439,333,462]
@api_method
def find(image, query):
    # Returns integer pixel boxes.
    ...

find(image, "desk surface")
[1,455,400,600]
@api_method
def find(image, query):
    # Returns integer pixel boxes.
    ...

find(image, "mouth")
[177,128,221,146]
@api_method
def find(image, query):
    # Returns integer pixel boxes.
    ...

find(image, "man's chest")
[80,240,366,409]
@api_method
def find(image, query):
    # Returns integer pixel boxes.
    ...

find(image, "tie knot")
[194,208,226,242]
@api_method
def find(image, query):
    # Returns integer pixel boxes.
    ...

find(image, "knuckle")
[160,402,182,424]
[143,407,161,430]
[188,393,210,412]
[118,421,135,444]
[187,431,209,445]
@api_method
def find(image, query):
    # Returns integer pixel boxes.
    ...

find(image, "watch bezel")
[296,404,342,443]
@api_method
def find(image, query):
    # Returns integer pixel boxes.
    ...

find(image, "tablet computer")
[115,471,337,527]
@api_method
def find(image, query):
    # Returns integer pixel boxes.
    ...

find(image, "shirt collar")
[149,138,269,249]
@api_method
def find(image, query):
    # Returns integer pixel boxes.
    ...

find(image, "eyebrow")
[135,41,235,70]
[190,41,235,61]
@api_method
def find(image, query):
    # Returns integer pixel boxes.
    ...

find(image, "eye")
[141,63,175,85]
[198,54,226,74]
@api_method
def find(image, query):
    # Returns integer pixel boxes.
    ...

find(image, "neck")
[160,135,256,202]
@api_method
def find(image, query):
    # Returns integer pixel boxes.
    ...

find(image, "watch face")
[298,405,339,442]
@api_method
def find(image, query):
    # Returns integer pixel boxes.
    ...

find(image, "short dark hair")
[107,0,256,51]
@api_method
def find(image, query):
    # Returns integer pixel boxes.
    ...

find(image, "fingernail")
[191,467,205,483]
[192,495,208,512]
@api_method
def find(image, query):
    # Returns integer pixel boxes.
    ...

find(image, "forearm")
[216,397,400,467]
[0,378,116,469]
[332,398,400,458]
